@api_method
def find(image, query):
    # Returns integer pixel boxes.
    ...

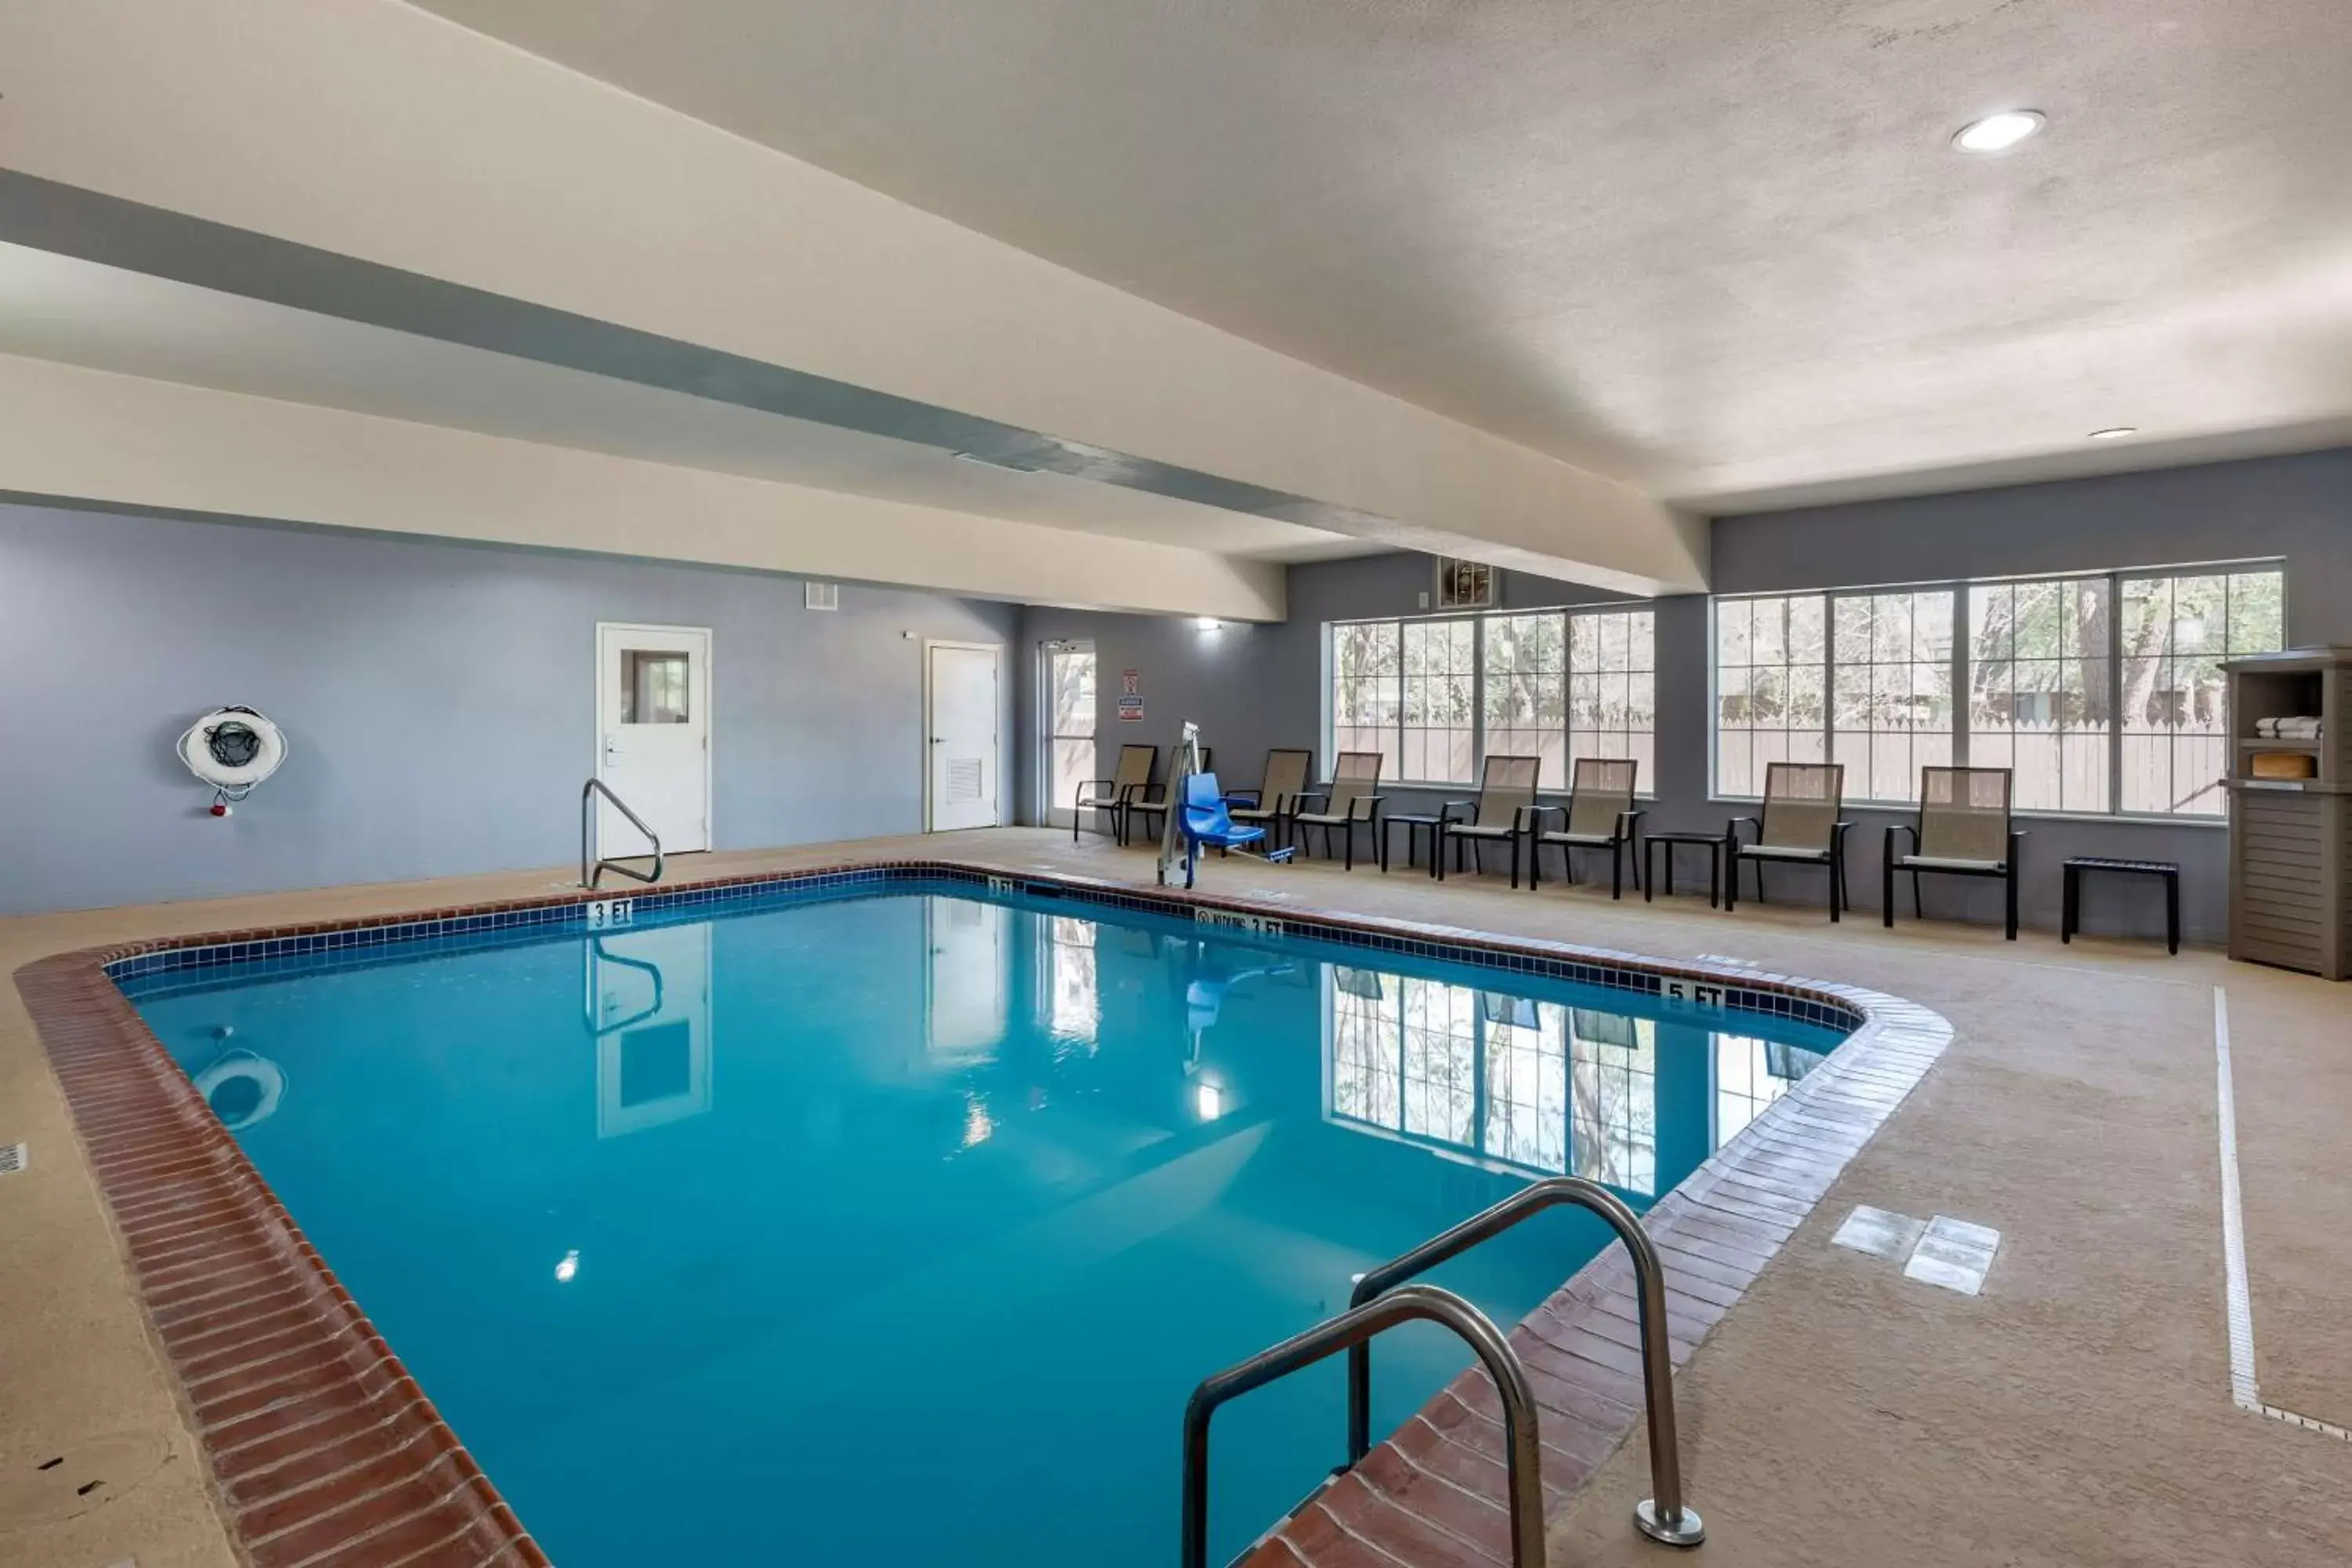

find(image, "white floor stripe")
[2213,986,2261,1410]
[2213,985,2351,1442]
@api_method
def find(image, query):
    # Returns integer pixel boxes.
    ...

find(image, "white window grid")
[1711,562,2284,817]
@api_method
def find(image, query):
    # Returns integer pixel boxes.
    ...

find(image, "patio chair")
[1123,746,1211,847]
[1225,749,1313,848]
[1073,743,1156,844]
[1884,766,2027,939]
[1290,751,1386,870]
[1530,757,1646,898]
[1726,762,1853,920]
[1438,755,1542,887]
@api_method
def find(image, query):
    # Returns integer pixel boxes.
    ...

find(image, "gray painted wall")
[1018,448,2352,945]
[0,502,1015,915]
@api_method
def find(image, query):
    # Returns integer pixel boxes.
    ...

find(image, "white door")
[927,641,1001,831]
[596,623,711,855]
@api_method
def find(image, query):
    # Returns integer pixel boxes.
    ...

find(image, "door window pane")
[1044,644,1098,813]
[620,651,690,724]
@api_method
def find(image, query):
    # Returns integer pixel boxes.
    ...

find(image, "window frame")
[1323,602,1659,793]
[1708,558,2285,822]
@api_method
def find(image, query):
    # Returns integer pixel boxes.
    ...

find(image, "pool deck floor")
[3,826,2347,1566]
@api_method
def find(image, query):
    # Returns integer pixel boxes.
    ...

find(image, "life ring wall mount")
[177,706,288,817]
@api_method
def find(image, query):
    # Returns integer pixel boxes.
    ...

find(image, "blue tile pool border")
[99,859,1871,1036]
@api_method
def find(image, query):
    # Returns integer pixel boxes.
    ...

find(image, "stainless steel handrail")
[1184,1284,1544,1568]
[1347,1175,1704,1547]
[581,778,665,889]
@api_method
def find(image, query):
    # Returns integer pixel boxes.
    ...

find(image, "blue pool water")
[126,882,1844,1566]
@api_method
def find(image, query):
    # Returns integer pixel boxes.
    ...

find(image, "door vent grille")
[0,1142,24,1175]
[804,582,840,612]
[947,758,985,803]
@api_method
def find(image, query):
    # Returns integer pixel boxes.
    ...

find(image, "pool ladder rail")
[580,777,666,890]
[1181,1175,1703,1568]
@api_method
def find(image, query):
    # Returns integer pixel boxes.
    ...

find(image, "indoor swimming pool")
[122,877,1849,1566]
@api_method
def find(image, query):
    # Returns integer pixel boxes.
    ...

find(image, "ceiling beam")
[0,354,1287,620]
[0,0,1706,597]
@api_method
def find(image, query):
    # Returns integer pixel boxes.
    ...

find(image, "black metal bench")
[2061,857,2180,955]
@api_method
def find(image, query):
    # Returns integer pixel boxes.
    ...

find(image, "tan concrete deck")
[4,828,2346,1566]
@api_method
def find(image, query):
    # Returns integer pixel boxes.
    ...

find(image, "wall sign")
[1119,668,1144,722]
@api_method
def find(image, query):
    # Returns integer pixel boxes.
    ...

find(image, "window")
[1968,576,2111,814]
[1401,619,1476,784]
[1040,642,1096,822]
[1483,613,1566,781]
[1713,595,1827,800]
[1570,609,1657,780]
[2119,569,2285,816]
[1568,1011,1657,1194]
[1332,607,1657,788]
[1330,620,1402,778]
[1830,590,1954,804]
[1712,564,2284,816]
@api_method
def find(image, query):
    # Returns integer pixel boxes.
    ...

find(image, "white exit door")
[927,641,1001,832]
[596,623,712,856]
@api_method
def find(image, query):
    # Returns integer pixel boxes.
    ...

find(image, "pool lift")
[1156,720,1294,887]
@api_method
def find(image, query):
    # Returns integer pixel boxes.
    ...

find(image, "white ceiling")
[412,0,2352,510]
[0,242,1370,564]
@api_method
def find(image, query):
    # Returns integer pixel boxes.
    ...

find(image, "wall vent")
[804,582,840,612]
[0,1142,24,1175]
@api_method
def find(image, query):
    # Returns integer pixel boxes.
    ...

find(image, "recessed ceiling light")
[2087,426,2138,441]
[1953,111,2045,153]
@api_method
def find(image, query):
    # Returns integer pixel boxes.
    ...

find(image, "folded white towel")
[2256,717,2280,736]
[2278,717,2322,737]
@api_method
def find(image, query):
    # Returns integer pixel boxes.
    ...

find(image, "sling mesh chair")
[1122,746,1210,848]
[1726,762,1853,921]
[1529,757,1646,898]
[1225,749,1312,850]
[1290,751,1386,870]
[1884,766,2027,939]
[1438,755,1542,887]
[1073,743,1156,844]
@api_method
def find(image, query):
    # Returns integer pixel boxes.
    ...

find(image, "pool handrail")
[581,778,666,890]
[1346,1174,1704,1547]
[1182,1283,1544,1568]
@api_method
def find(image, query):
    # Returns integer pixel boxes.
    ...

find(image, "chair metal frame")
[1072,742,1158,844]
[1529,757,1646,898]
[1725,761,1853,921]
[1883,764,2028,939]
[1438,754,1543,887]
[1290,751,1387,870]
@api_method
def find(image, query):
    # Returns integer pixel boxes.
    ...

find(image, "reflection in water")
[1325,968,1828,1196]
[586,924,714,1138]
[1041,916,1100,1048]
[1714,1035,1817,1145]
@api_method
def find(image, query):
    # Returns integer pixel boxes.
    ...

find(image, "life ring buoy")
[191,1051,285,1131]
[177,707,288,795]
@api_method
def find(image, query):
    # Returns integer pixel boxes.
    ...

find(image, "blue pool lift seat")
[1177,772,1288,887]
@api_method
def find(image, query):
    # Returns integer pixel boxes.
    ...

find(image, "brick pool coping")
[15,857,1949,1568]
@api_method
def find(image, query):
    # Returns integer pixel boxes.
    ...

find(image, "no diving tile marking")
[2213,986,2352,1443]
[1832,1204,1999,1295]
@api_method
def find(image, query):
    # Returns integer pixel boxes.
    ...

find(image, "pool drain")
[0,1432,170,1527]
[0,1142,25,1175]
